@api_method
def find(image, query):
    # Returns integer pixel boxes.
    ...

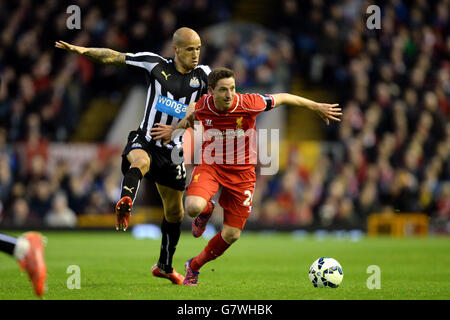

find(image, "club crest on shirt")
[131,143,142,149]
[189,76,200,88]
[236,117,243,129]
[193,174,200,183]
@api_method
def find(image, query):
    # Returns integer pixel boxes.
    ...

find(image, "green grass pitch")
[1,230,449,300]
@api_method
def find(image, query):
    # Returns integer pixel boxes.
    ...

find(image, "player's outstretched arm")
[55,40,126,65]
[150,102,196,141]
[272,93,342,126]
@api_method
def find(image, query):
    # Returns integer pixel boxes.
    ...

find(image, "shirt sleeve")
[125,52,164,73]
[197,65,211,76]
[242,93,276,113]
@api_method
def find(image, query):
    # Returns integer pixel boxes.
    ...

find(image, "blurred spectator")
[84,189,111,215]
[0,154,12,204]
[29,178,53,219]
[5,197,41,227]
[66,175,88,215]
[436,182,450,218]
[44,191,77,228]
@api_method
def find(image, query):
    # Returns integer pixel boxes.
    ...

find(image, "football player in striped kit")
[55,27,211,284]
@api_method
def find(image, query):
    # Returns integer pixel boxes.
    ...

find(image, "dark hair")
[207,67,235,89]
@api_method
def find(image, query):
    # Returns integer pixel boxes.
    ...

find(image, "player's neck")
[215,103,229,112]
[174,57,193,74]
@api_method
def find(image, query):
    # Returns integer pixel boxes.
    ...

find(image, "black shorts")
[121,130,186,191]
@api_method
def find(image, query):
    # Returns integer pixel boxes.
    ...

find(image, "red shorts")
[186,164,256,230]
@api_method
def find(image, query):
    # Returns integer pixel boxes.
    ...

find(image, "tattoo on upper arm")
[84,48,125,65]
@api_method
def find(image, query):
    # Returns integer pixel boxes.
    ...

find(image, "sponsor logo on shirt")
[155,95,188,119]
[205,129,246,141]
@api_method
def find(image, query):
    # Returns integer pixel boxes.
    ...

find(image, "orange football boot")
[151,264,185,284]
[115,196,133,231]
[18,232,47,297]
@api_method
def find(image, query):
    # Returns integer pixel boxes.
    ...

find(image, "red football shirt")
[194,92,276,170]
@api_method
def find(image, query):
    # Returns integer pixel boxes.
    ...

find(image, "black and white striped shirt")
[125,52,210,149]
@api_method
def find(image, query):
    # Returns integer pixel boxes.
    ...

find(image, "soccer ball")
[309,257,343,288]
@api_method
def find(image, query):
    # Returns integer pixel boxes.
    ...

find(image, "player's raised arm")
[150,102,197,141]
[272,93,342,126]
[55,40,126,66]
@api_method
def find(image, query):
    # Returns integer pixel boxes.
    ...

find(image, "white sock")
[13,236,30,261]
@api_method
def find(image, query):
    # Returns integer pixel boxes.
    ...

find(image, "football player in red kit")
[151,67,342,286]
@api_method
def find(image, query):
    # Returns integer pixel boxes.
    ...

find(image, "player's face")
[175,38,201,72]
[210,77,236,111]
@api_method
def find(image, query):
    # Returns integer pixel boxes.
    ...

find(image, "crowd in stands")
[0,0,448,230]
[0,0,233,227]
[251,0,449,228]
[0,120,125,227]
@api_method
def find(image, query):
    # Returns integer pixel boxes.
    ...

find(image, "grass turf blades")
[0,231,449,300]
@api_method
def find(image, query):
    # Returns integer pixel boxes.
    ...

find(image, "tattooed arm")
[55,40,126,66]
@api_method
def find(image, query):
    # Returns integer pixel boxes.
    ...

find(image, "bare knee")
[221,226,241,244]
[164,206,184,223]
[185,196,206,218]
[127,149,150,175]
[130,157,150,175]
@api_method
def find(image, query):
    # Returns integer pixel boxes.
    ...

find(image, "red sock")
[190,232,230,271]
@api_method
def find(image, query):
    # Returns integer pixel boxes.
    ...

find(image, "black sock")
[120,167,143,201]
[0,233,17,256]
[158,218,181,273]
